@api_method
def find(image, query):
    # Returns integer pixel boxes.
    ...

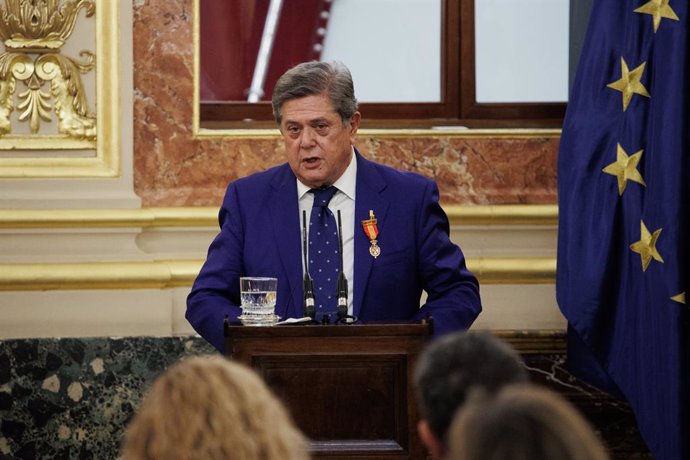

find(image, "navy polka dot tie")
[308,186,339,320]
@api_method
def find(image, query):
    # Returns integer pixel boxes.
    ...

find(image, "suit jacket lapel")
[353,152,389,318]
[269,165,304,318]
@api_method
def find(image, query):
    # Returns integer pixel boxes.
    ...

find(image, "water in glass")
[238,277,279,326]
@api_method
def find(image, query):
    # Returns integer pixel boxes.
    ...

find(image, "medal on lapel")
[361,210,381,258]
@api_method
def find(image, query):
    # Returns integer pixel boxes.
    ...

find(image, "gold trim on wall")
[445,205,558,226]
[0,207,218,228]
[194,127,562,139]
[468,258,555,284]
[0,260,203,291]
[192,0,200,136]
[0,0,120,177]
[0,257,554,291]
[0,205,558,290]
[0,205,558,228]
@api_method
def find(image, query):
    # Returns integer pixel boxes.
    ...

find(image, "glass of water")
[238,277,279,326]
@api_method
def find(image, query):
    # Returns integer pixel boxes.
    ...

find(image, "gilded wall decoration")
[0,0,96,140]
[0,0,120,178]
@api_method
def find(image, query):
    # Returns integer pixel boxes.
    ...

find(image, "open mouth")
[303,157,322,166]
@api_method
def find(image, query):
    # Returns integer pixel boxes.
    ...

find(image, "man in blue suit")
[187,61,481,352]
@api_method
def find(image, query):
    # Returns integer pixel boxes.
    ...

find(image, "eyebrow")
[309,117,331,125]
[284,116,333,126]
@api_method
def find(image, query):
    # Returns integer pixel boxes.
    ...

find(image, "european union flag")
[557,1,689,458]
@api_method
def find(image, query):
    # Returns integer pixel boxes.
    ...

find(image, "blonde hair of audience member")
[448,384,610,460]
[120,355,310,460]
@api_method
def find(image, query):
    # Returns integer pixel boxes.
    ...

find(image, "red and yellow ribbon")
[361,210,381,258]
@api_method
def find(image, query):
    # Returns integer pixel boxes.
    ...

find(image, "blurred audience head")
[120,355,309,460]
[413,331,528,458]
[448,384,610,460]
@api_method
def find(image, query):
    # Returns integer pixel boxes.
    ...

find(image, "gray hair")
[271,61,358,125]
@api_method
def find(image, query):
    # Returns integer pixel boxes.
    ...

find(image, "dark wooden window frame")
[199,0,566,129]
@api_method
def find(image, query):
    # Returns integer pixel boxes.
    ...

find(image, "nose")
[300,127,316,148]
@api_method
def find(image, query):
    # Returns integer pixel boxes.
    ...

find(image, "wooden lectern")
[224,320,433,459]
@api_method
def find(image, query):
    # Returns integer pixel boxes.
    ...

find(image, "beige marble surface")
[132,0,558,207]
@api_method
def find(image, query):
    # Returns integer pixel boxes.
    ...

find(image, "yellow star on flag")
[607,57,650,111]
[670,292,686,304]
[630,220,664,271]
[634,0,680,33]
[602,143,646,195]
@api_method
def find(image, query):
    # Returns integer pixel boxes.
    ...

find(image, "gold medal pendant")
[361,210,381,259]
[369,241,381,258]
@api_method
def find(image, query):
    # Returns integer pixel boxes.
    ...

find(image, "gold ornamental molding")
[0,207,219,228]
[0,257,555,291]
[0,205,557,290]
[0,0,119,177]
[468,257,555,284]
[445,204,558,226]
[0,259,203,290]
[0,204,558,228]
[194,127,562,140]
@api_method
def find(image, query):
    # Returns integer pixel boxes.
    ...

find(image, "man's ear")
[418,419,444,459]
[348,111,361,141]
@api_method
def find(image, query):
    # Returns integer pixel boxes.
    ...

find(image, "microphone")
[302,210,316,319]
[336,210,348,321]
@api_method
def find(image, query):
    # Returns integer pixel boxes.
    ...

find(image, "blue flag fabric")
[557,1,689,459]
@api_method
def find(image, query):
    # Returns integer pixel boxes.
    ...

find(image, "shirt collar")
[297,147,357,200]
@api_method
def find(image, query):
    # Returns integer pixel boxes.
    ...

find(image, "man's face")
[280,94,360,189]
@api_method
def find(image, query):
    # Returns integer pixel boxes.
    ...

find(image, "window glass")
[321,0,441,103]
[475,0,569,103]
[200,0,441,103]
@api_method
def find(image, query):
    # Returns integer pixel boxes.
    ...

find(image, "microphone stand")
[302,210,317,321]
[336,210,358,324]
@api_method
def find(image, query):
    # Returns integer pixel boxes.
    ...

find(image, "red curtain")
[200,0,332,101]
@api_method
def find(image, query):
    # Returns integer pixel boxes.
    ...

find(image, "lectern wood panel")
[257,354,405,441]
[224,323,431,459]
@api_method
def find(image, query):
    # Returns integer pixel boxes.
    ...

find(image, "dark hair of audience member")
[413,331,529,442]
[448,384,610,460]
[120,355,310,460]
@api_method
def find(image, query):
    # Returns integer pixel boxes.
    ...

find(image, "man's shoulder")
[229,162,292,191]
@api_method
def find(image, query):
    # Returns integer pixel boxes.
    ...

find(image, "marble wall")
[0,337,214,458]
[131,0,558,208]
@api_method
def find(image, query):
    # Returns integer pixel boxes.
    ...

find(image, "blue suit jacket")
[187,152,481,351]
